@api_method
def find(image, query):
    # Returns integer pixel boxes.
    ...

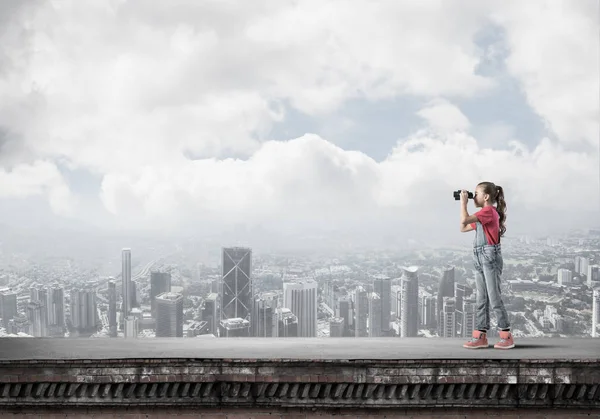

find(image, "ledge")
[0,338,599,411]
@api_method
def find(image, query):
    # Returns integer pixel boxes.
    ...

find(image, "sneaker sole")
[463,344,489,349]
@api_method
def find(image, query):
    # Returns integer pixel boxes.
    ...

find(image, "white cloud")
[492,0,599,149]
[0,1,597,238]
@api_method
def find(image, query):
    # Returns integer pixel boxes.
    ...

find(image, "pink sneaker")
[463,330,488,349]
[494,331,515,349]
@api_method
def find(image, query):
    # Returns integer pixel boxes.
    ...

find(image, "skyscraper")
[1,291,18,329]
[401,266,419,337]
[202,293,219,336]
[592,288,600,338]
[27,301,48,337]
[441,297,456,338]
[588,266,600,287]
[283,280,317,337]
[122,248,132,317]
[329,317,344,337]
[373,275,392,336]
[155,292,184,337]
[274,308,298,337]
[354,286,368,337]
[368,292,382,337]
[150,271,172,315]
[47,284,65,329]
[70,289,98,330]
[252,292,278,337]
[108,279,118,337]
[437,266,455,334]
[221,247,252,322]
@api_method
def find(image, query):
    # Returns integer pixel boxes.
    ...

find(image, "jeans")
[473,244,510,330]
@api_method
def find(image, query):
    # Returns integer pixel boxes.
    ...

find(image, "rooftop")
[1,337,598,361]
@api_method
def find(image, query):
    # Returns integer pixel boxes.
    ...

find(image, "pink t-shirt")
[470,206,500,245]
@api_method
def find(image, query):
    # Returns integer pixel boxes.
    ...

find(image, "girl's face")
[473,186,487,208]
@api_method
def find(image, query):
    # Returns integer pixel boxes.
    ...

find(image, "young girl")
[459,182,514,349]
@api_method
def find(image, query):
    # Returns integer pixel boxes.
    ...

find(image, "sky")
[0,0,598,247]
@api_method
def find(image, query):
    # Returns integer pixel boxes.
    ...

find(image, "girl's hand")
[460,189,469,205]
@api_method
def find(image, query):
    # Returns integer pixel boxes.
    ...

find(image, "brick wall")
[0,408,599,418]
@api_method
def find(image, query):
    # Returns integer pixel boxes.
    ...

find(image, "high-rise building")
[419,290,436,328]
[155,292,184,337]
[47,284,65,329]
[354,286,368,337]
[575,256,590,277]
[125,316,138,339]
[202,293,219,336]
[401,266,419,337]
[70,289,98,330]
[592,288,600,338]
[1,291,18,328]
[150,272,172,315]
[454,283,473,336]
[329,317,344,337]
[338,297,353,337]
[461,299,476,338]
[274,308,298,337]
[122,248,132,317]
[441,297,456,338]
[588,266,600,287]
[221,247,252,322]
[373,275,392,336]
[557,269,573,286]
[252,292,278,337]
[27,301,48,337]
[437,266,455,334]
[108,279,118,337]
[368,292,382,337]
[283,280,317,337]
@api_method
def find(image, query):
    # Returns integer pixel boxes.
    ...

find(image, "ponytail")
[495,185,507,238]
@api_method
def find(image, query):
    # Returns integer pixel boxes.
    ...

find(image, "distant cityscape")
[1,229,600,340]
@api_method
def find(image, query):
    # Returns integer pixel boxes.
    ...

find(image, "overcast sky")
[0,0,598,245]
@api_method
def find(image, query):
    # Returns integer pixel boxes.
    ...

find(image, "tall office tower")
[30,287,48,305]
[557,269,573,286]
[221,247,252,322]
[274,308,298,337]
[576,256,590,277]
[47,284,65,329]
[252,292,278,337]
[441,297,456,338]
[108,279,118,337]
[338,297,353,337]
[150,271,171,315]
[593,288,600,338]
[401,266,419,337]
[354,286,369,337]
[391,285,402,318]
[70,289,98,330]
[27,301,48,337]
[454,283,473,336]
[202,293,219,336]
[437,266,455,334]
[125,316,138,339]
[461,299,476,338]
[283,280,317,337]
[588,266,600,287]
[420,293,436,328]
[122,248,132,317]
[155,292,184,337]
[1,291,18,328]
[373,275,392,336]
[368,292,382,337]
[329,317,344,337]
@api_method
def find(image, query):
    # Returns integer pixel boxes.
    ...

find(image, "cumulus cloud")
[0,0,597,239]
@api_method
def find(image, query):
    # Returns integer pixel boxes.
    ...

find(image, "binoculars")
[453,190,473,200]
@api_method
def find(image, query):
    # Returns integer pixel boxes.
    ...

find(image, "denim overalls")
[472,221,510,331]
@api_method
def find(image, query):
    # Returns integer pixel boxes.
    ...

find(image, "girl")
[459,182,514,349]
